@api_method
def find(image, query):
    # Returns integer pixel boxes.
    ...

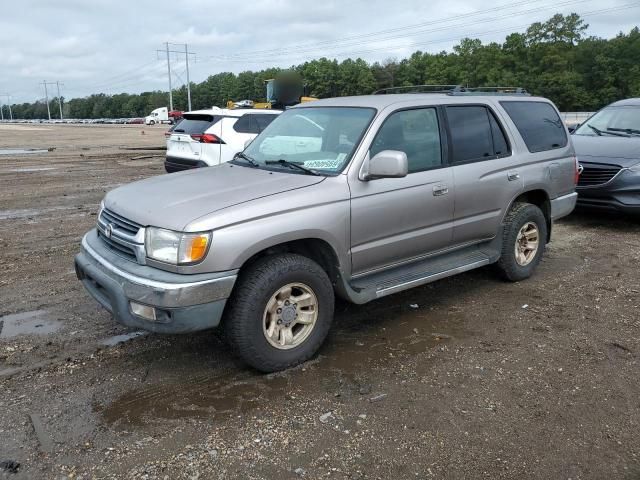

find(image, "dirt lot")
[0,124,639,479]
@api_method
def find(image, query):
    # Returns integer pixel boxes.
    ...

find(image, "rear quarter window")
[500,101,567,153]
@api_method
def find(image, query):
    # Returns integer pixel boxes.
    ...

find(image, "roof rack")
[372,85,530,96]
[373,85,461,95]
[450,86,530,96]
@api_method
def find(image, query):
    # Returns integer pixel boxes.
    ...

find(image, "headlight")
[145,227,211,265]
[630,162,640,173]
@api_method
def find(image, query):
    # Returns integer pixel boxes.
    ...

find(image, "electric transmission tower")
[156,43,196,111]
[0,94,13,121]
[40,81,64,120]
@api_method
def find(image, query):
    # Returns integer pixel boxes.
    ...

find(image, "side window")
[370,108,442,173]
[446,106,494,163]
[233,114,260,134]
[500,101,568,153]
[255,114,278,132]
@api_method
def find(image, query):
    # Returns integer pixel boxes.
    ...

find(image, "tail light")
[574,155,582,184]
[190,133,224,144]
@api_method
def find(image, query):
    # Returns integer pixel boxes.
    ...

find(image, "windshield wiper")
[233,151,259,167]
[587,124,629,137]
[607,127,640,136]
[265,159,320,176]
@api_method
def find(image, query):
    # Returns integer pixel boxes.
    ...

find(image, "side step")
[349,247,493,300]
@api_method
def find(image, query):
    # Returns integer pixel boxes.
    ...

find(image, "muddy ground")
[0,124,639,479]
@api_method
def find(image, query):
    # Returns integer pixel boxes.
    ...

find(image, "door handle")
[507,171,520,181]
[432,184,449,196]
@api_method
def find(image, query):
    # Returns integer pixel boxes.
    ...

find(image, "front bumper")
[576,168,640,214]
[74,230,237,334]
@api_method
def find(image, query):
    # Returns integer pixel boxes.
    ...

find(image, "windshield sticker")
[303,157,344,169]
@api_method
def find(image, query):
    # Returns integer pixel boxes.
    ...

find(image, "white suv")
[165,108,281,173]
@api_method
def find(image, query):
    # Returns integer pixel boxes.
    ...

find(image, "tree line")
[7,13,640,119]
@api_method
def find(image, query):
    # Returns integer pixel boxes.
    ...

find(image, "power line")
[200,0,575,61]
[202,1,639,65]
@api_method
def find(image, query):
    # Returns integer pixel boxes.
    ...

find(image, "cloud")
[1,0,638,103]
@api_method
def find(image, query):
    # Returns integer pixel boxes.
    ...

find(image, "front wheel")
[496,203,547,282]
[223,254,334,372]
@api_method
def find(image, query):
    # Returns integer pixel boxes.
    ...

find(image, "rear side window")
[500,101,567,153]
[255,114,278,132]
[446,106,509,163]
[173,115,221,135]
[233,114,260,134]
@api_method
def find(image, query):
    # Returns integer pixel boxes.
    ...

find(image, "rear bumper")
[75,231,237,334]
[165,156,208,173]
[550,192,578,220]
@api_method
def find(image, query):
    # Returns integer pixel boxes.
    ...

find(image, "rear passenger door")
[349,107,455,274]
[445,104,523,245]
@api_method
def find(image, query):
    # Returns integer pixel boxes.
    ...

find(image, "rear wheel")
[496,203,547,281]
[223,254,334,372]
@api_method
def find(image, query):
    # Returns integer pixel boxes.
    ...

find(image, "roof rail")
[449,86,530,96]
[372,85,530,96]
[373,85,462,95]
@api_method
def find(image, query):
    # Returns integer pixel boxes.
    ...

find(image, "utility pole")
[184,44,192,111]
[41,80,51,120]
[165,42,173,110]
[56,81,64,120]
[157,43,195,111]
[0,94,11,121]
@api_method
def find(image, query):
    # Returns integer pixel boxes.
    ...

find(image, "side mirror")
[361,150,408,180]
[568,123,580,134]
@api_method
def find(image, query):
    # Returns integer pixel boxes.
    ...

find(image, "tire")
[223,254,335,373]
[496,202,548,282]
[149,120,155,125]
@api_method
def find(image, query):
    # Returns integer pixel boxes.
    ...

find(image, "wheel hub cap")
[263,282,318,350]
[515,221,540,266]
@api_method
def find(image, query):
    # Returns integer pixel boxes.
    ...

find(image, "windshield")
[575,106,640,136]
[240,107,376,175]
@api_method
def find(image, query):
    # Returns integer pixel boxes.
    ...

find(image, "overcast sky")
[1,0,638,104]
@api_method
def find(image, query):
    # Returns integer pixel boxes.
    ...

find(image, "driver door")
[349,107,455,275]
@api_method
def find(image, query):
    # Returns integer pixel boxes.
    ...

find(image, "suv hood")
[104,163,325,231]
[572,135,640,167]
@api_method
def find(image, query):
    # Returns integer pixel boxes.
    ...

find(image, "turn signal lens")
[178,233,210,264]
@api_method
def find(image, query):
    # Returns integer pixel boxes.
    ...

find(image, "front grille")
[578,163,622,187]
[100,208,141,236]
[97,208,144,263]
[97,230,138,260]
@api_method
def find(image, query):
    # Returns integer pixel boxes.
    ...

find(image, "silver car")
[75,89,578,372]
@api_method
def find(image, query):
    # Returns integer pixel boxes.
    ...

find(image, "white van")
[165,108,281,173]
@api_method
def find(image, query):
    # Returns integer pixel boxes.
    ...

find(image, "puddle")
[0,148,49,155]
[100,305,471,426]
[100,331,148,346]
[0,310,61,339]
[0,205,76,220]
[5,167,57,173]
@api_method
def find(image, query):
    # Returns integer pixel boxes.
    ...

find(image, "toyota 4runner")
[75,88,578,372]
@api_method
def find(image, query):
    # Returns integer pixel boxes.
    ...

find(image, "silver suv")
[75,88,578,372]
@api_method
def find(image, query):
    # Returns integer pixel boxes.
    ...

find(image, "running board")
[349,247,493,301]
